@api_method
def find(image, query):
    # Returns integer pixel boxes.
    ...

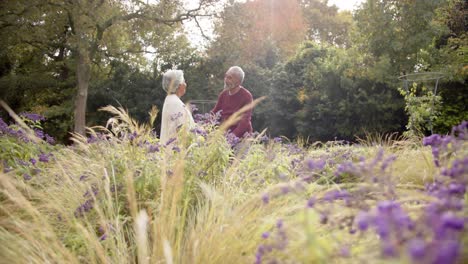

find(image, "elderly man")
[211,66,253,137]
[160,69,194,145]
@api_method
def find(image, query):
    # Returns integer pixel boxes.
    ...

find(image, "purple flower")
[29,158,37,166]
[148,144,160,153]
[355,211,370,231]
[306,197,315,208]
[340,246,350,257]
[273,137,282,143]
[99,233,107,241]
[373,215,390,239]
[448,183,465,195]
[408,239,426,260]
[74,198,94,217]
[276,219,283,229]
[23,173,32,181]
[255,245,264,264]
[39,153,50,162]
[442,158,468,179]
[377,200,399,213]
[422,134,441,147]
[433,240,460,264]
[381,155,396,171]
[262,193,269,204]
[324,190,350,202]
[226,132,240,147]
[191,127,207,137]
[451,120,467,139]
[83,185,99,198]
[172,146,181,152]
[20,112,45,122]
[3,166,13,173]
[128,132,138,140]
[382,241,398,257]
[441,212,464,230]
[0,117,8,132]
[307,159,326,171]
[165,137,176,146]
[259,135,269,143]
[189,103,198,113]
[262,232,270,239]
[34,129,44,139]
[17,159,29,167]
[45,134,55,144]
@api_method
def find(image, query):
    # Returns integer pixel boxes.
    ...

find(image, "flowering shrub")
[0,115,56,181]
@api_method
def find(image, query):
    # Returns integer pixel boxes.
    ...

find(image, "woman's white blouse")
[160,94,195,144]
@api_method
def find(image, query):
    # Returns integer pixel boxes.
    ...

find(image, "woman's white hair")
[227,66,245,84]
[162,69,185,94]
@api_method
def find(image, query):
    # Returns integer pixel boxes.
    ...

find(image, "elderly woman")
[160,69,195,145]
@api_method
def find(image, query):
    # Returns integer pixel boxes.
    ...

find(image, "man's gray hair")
[162,69,185,94]
[227,66,245,84]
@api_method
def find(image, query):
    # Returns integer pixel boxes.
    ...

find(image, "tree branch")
[193,16,211,41]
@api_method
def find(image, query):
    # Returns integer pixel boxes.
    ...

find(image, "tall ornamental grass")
[0,104,466,264]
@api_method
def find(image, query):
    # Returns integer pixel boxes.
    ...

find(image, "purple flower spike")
[340,246,350,257]
[39,153,50,162]
[382,242,398,257]
[377,200,399,213]
[45,134,55,144]
[422,134,441,146]
[408,239,426,260]
[434,240,460,264]
[20,112,45,122]
[262,232,270,239]
[307,159,326,171]
[280,185,290,194]
[262,193,269,204]
[355,211,370,231]
[442,212,465,230]
[374,216,390,239]
[448,183,466,195]
[148,144,160,153]
[307,197,315,208]
[23,173,32,181]
[276,219,283,229]
[172,146,181,152]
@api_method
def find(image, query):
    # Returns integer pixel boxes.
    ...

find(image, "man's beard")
[224,82,236,90]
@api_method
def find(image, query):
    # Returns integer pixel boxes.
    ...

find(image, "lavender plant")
[1,107,466,264]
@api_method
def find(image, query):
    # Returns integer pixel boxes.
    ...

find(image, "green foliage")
[433,81,468,134]
[300,0,353,47]
[1,0,465,144]
[268,42,406,141]
[353,0,446,74]
[399,83,442,137]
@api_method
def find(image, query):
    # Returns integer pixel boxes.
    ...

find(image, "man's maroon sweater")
[211,86,253,137]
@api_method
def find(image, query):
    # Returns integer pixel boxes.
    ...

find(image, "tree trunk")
[74,49,90,136]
